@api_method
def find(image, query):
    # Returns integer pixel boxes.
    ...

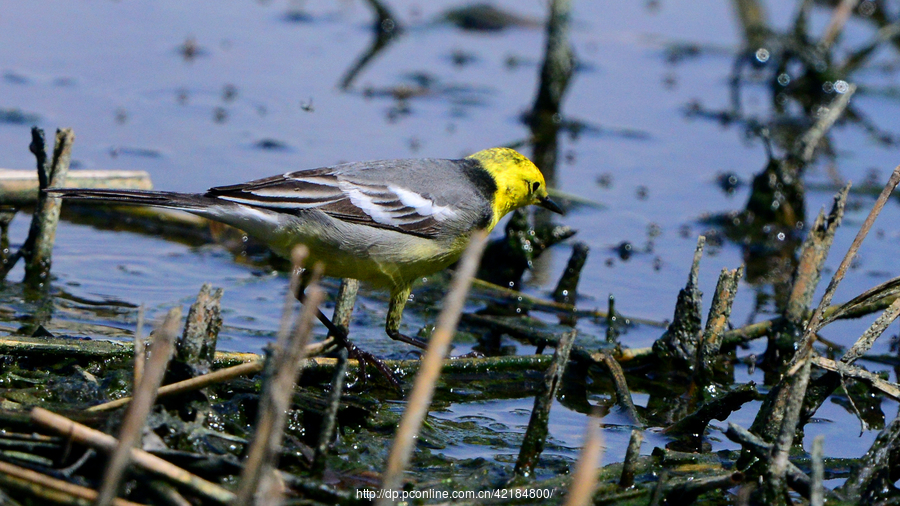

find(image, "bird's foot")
[386,329,429,350]
[340,338,402,391]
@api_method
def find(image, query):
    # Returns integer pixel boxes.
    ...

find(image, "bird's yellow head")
[467,147,563,230]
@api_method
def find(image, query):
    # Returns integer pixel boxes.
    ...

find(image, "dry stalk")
[819,0,861,49]
[234,246,323,505]
[376,230,488,505]
[0,459,144,506]
[563,413,604,506]
[30,407,234,504]
[811,435,825,506]
[793,163,900,367]
[95,307,180,506]
[812,356,900,400]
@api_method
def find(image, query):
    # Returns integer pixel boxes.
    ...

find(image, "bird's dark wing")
[205,167,460,238]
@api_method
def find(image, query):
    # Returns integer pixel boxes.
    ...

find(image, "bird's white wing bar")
[207,170,455,237]
[389,185,457,221]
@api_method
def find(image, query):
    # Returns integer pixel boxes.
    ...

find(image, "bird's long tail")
[45,188,217,211]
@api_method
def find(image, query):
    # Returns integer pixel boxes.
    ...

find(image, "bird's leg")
[385,286,429,350]
[293,275,400,390]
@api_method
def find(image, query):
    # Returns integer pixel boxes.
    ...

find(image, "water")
[2,0,899,477]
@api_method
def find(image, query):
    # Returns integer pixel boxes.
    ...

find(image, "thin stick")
[799,85,856,163]
[598,352,645,427]
[377,230,488,504]
[820,0,861,49]
[88,360,264,412]
[563,414,604,506]
[234,246,322,504]
[618,429,644,489]
[312,348,350,476]
[793,164,900,368]
[0,459,144,506]
[811,435,825,506]
[30,407,235,504]
[812,355,900,400]
[95,308,180,506]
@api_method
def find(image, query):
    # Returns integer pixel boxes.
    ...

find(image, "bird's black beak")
[538,196,565,215]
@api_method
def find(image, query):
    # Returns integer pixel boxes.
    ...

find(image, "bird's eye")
[531,181,541,193]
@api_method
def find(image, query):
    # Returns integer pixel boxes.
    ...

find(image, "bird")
[48,147,563,360]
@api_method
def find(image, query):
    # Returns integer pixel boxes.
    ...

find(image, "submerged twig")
[725,423,825,500]
[598,351,645,427]
[377,231,487,504]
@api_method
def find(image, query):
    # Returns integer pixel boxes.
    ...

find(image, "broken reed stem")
[563,414,604,506]
[95,308,180,506]
[177,283,222,374]
[794,164,900,365]
[812,356,900,400]
[811,435,825,506]
[0,459,145,506]
[799,85,856,163]
[598,351,645,427]
[514,329,578,479]
[697,266,743,374]
[819,0,860,49]
[30,407,235,504]
[765,358,812,503]
[377,230,488,505]
[312,348,350,476]
[330,278,358,338]
[840,296,900,364]
[785,186,849,326]
[235,247,323,505]
[23,127,74,286]
[618,429,644,489]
